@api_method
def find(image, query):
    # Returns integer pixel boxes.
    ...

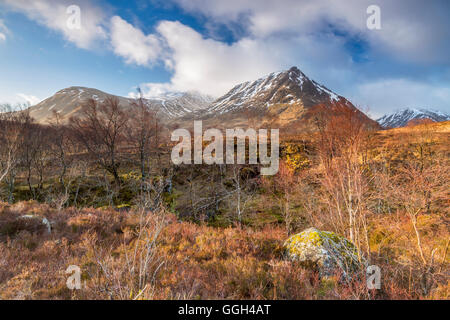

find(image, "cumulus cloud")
[16,93,42,106]
[118,18,287,97]
[110,16,162,66]
[131,18,361,98]
[154,21,284,96]
[2,0,107,49]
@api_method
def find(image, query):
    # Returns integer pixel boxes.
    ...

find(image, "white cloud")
[153,20,285,97]
[131,19,355,98]
[128,83,175,99]
[2,0,107,49]
[110,16,162,66]
[112,16,286,97]
[351,79,450,118]
[172,0,450,63]
[16,93,42,106]
[0,19,10,42]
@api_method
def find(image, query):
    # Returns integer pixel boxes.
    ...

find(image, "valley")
[1,67,448,301]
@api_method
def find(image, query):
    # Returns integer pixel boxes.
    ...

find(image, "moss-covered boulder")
[284,227,365,279]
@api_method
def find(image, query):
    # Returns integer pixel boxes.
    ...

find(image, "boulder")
[284,227,365,279]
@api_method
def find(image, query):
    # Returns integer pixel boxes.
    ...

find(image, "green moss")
[285,228,359,263]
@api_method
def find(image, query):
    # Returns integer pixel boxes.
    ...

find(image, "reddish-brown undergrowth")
[1,201,447,300]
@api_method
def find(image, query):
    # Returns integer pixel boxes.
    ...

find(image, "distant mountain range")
[28,87,213,123]
[26,66,381,131]
[376,108,450,128]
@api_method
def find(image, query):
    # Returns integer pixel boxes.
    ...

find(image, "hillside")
[27,87,213,124]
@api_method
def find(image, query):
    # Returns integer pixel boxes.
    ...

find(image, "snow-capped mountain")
[206,66,344,115]
[27,87,213,124]
[147,91,213,118]
[183,66,379,131]
[377,108,450,128]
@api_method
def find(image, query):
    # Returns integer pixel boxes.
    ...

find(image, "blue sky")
[0,0,449,118]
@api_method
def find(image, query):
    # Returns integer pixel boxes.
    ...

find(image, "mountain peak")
[286,66,303,76]
[377,107,450,128]
[207,66,342,115]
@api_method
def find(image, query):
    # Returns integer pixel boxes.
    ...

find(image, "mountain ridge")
[205,66,344,115]
[25,66,379,132]
[377,108,450,128]
[27,86,213,124]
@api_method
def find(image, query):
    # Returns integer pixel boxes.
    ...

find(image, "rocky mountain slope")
[187,66,378,131]
[206,66,343,115]
[27,87,213,124]
[148,91,214,118]
[377,108,450,128]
